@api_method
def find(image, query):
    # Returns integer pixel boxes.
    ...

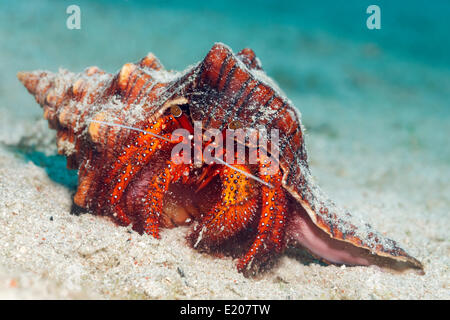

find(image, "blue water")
[1,0,449,164]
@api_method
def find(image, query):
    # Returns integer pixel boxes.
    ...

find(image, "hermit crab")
[18,43,423,275]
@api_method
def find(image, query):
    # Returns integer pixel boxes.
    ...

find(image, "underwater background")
[1,0,449,160]
[0,0,448,299]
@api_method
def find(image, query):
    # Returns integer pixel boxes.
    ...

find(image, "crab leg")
[139,160,191,238]
[237,159,288,273]
[190,164,259,247]
[104,115,177,225]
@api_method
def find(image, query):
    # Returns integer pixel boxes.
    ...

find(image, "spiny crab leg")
[102,115,179,225]
[237,155,288,273]
[89,109,191,228]
[189,163,259,247]
[141,160,191,238]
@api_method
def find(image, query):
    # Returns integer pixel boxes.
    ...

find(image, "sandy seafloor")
[0,0,449,299]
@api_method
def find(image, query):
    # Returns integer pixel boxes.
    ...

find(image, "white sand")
[0,115,448,300]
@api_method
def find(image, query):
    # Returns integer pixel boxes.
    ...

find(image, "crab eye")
[170,105,182,118]
[228,120,242,130]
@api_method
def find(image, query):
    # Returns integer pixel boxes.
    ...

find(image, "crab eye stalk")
[228,120,242,130]
[170,105,183,118]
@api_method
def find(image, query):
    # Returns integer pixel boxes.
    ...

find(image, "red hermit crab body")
[18,43,423,275]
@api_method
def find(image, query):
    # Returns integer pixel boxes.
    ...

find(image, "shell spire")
[17,71,42,96]
[17,52,171,209]
[16,52,167,167]
[17,67,112,167]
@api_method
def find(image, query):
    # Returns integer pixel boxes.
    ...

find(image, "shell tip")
[17,71,29,84]
[17,71,40,94]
